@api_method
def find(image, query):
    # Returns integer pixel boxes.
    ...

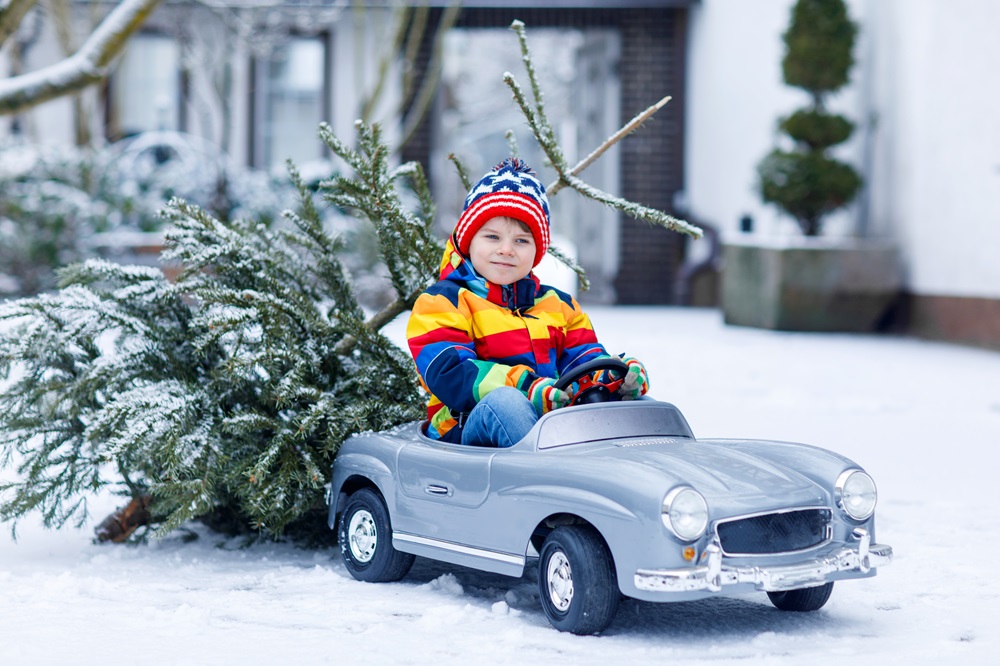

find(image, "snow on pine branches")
[0,122,437,542]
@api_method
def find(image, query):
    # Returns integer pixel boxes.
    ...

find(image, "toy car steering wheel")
[553,356,629,406]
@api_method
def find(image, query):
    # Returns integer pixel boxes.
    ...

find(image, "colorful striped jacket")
[406,238,608,442]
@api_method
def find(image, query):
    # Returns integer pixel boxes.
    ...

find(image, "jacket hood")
[438,236,542,310]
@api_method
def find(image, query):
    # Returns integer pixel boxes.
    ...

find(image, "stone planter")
[721,237,903,332]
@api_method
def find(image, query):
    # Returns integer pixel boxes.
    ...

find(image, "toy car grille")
[715,508,831,555]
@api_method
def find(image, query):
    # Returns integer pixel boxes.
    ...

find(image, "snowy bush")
[0,133,299,297]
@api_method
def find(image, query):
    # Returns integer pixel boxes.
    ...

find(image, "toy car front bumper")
[634,529,893,594]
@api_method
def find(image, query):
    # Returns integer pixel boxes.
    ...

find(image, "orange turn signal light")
[683,547,696,562]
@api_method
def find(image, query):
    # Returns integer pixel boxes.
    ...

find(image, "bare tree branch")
[0,0,37,49]
[334,285,426,357]
[359,3,412,125]
[397,1,460,151]
[548,95,672,196]
[0,0,163,115]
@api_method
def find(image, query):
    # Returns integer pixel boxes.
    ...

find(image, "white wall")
[866,0,1000,299]
[685,0,1000,300]
[329,7,402,153]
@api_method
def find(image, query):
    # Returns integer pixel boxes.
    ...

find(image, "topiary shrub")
[757,0,862,236]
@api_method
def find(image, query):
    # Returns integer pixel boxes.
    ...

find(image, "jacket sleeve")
[407,291,537,413]
[555,295,610,377]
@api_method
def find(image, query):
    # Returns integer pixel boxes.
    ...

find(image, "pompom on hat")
[453,157,550,268]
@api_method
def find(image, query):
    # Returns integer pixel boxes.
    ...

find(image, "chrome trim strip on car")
[853,526,872,573]
[713,506,832,557]
[393,532,525,567]
[634,541,893,594]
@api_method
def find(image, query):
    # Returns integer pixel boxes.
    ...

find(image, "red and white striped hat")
[453,158,550,268]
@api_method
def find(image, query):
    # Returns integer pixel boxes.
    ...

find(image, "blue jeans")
[461,386,538,448]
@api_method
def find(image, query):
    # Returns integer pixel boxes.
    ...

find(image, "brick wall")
[615,9,687,304]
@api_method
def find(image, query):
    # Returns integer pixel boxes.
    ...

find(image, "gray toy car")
[328,358,892,634]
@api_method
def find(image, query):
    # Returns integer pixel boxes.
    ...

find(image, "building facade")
[686,0,1000,348]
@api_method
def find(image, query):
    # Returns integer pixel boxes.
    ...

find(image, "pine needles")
[0,121,434,542]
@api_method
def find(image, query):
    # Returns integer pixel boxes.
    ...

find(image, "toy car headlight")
[662,486,708,541]
[835,469,877,521]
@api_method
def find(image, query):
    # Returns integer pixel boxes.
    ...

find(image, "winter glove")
[618,355,649,400]
[527,377,572,416]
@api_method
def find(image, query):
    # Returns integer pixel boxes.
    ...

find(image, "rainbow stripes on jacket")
[406,238,608,441]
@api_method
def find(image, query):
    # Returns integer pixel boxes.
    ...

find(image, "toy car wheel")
[338,488,414,583]
[767,582,834,612]
[537,525,620,635]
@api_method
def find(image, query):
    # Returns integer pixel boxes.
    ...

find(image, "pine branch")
[448,153,473,192]
[546,244,591,292]
[0,261,208,537]
[505,130,520,158]
[562,173,704,238]
[502,72,568,174]
[509,20,560,166]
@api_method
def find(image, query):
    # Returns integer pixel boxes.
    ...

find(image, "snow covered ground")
[2,306,998,665]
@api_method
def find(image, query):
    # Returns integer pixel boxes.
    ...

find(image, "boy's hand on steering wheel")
[528,377,573,416]
[618,356,649,400]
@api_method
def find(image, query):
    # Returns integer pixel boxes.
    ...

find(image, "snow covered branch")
[0,0,163,115]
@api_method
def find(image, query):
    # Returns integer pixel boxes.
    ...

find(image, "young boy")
[406,158,649,447]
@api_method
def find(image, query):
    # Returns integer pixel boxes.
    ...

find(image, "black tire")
[338,488,415,583]
[767,582,834,611]
[537,525,620,635]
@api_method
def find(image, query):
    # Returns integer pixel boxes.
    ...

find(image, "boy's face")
[467,216,536,286]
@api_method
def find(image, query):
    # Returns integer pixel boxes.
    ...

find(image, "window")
[251,36,329,170]
[109,33,181,140]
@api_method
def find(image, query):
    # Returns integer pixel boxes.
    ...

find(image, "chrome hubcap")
[348,510,377,563]
[546,551,574,612]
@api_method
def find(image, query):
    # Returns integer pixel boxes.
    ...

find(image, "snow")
[2,306,999,664]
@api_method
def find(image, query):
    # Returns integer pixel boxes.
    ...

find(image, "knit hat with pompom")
[453,158,550,268]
